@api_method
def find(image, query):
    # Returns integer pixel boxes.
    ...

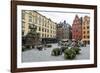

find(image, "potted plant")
[71,47,81,54]
[51,48,62,56]
[64,49,76,59]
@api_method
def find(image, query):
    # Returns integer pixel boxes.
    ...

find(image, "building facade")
[22,10,57,39]
[56,23,64,40]
[72,15,82,41]
[82,16,90,44]
[57,21,72,40]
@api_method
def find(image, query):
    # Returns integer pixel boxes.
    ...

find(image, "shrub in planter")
[71,47,81,54]
[37,45,43,51]
[51,48,62,56]
[61,46,68,52]
[64,49,76,59]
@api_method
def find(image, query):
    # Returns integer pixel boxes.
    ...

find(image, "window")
[39,27,41,31]
[87,36,89,38]
[42,28,44,32]
[84,36,86,38]
[76,30,78,32]
[88,41,90,44]
[22,31,24,35]
[29,16,32,22]
[42,34,44,37]
[51,26,52,29]
[87,31,89,34]
[87,26,89,29]
[45,29,46,32]
[47,35,49,37]
[51,31,52,33]
[33,16,35,23]
[83,31,85,34]
[45,22,46,27]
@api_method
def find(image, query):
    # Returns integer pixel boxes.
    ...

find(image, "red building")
[72,15,82,41]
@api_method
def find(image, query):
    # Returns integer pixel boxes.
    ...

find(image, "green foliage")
[26,25,40,38]
[51,48,62,56]
[64,49,76,59]
[71,47,81,54]
[26,32,40,38]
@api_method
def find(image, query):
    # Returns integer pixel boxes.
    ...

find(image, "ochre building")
[22,10,56,39]
[82,16,90,44]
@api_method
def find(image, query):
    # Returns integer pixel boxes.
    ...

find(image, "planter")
[71,47,81,54]
[51,48,62,56]
[64,49,76,59]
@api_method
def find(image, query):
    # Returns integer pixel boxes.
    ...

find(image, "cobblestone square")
[22,43,90,62]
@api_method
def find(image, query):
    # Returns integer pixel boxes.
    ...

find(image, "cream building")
[82,16,90,44]
[22,10,57,38]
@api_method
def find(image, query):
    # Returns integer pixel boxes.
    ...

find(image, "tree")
[23,24,40,49]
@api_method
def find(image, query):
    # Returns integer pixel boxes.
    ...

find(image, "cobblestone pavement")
[22,44,90,62]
